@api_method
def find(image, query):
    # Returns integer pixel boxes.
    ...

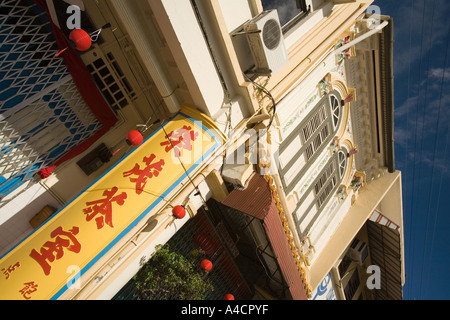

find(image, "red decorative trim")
[33,0,118,178]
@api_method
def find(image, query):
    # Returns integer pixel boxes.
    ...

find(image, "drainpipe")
[385,18,395,173]
[330,267,346,300]
[190,0,232,105]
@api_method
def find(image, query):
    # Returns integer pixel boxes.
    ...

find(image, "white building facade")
[0,0,403,300]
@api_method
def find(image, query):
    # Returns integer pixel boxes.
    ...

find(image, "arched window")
[278,90,343,193]
[292,146,349,237]
[338,149,347,178]
[330,94,341,129]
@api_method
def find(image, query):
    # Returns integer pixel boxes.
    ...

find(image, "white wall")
[309,191,353,262]
[150,0,226,117]
[218,0,254,32]
[0,183,61,257]
[284,1,334,50]
[276,49,337,138]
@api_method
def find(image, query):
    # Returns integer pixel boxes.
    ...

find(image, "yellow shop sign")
[0,106,225,300]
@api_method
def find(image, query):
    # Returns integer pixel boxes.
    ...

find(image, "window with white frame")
[278,87,349,237]
[330,94,341,129]
[294,148,348,237]
[338,149,347,178]
[261,0,311,29]
[278,90,342,193]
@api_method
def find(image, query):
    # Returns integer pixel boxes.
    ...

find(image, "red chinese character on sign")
[30,226,81,276]
[83,187,127,229]
[19,281,38,300]
[2,261,20,279]
[123,154,165,195]
[160,125,199,157]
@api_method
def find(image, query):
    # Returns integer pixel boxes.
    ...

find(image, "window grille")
[344,269,361,300]
[314,162,335,195]
[330,94,341,128]
[305,123,330,160]
[0,0,103,202]
[317,175,337,208]
[338,254,353,278]
[86,52,136,111]
[279,90,342,193]
[338,150,347,178]
[301,104,327,142]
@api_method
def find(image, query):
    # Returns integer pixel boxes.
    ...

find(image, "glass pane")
[261,0,305,26]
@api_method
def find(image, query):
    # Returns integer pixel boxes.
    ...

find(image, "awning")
[222,174,308,300]
[369,209,400,232]
[366,219,403,299]
[0,106,225,300]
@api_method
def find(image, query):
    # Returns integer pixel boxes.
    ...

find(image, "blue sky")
[262,0,450,299]
[373,0,450,299]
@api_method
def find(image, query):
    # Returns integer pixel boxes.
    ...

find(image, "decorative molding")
[318,73,333,97]
[335,33,356,65]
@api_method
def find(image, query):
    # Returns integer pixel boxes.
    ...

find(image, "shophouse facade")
[0,0,404,300]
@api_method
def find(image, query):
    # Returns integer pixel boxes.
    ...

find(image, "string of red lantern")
[68,29,92,51]
[199,257,234,299]
[126,130,144,147]
[164,205,186,229]
[200,259,213,272]
[172,205,186,219]
[224,293,234,300]
[55,24,110,57]
[169,206,236,300]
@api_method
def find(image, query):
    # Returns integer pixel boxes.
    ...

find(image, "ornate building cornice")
[344,15,395,182]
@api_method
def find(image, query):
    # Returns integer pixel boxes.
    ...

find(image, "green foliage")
[133,243,214,300]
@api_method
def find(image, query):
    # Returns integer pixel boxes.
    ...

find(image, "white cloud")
[261,0,301,26]
[428,68,450,81]
[388,0,450,77]
[395,95,418,118]
[395,89,450,175]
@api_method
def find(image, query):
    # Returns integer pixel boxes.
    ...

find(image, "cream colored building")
[0,0,404,300]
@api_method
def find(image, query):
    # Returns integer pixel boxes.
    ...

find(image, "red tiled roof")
[222,174,307,300]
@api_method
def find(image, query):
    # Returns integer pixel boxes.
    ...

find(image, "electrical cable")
[243,73,277,132]
[406,0,427,299]
[425,115,449,297]
[93,1,209,211]
[404,1,414,297]
[241,73,278,174]
[420,21,450,299]
[158,121,209,210]
[417,0,437,298]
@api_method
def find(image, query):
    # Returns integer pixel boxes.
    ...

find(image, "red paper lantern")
[126,130,144,147]
[200,259,213,272]
[193,232,216,255]
[69,29,92,51]
[224,293,234,300]
[172,205,186,219]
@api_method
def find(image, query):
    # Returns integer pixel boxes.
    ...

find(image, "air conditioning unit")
[221,163,254,189]
[243,10,288,75]
[346,239,368,265]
